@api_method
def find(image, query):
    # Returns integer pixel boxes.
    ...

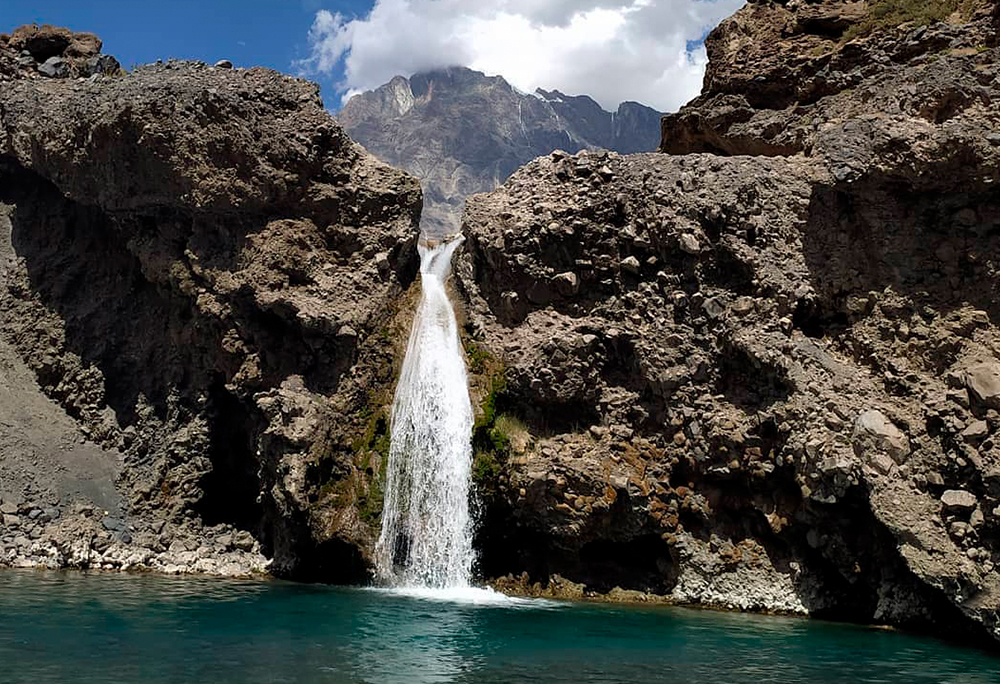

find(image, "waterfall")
[375,237,475,589]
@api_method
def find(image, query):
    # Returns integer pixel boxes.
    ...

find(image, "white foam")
[367,585,557,608]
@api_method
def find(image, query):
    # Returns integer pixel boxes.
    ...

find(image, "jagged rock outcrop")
[338,67,662,236]
[0,27,420,579]
[0,24,120,81]
[458,0,1000,646]
[661,0,999,158]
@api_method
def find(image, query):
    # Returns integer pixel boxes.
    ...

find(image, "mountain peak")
[338,70,663,235]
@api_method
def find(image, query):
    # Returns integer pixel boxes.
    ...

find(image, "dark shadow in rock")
[196,378,264,534]
[576,535,677,594]
[802,179,1000,330]
[501,397,599,439]
[0,162,223,425]
[715,344,793,411]
[768,488,997,647]
[276,535,371,584]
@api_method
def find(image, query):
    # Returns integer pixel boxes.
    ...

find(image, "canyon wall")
[457,0,1000,644]
[2,0,1000,648]
[0,26,418,580]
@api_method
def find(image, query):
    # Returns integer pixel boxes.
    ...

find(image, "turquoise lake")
[1,570,998,683]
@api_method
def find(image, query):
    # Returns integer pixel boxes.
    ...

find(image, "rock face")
[0,28,421,579]
[338,67,663,236]
[457,0,1000,645]
[0,24,119,80]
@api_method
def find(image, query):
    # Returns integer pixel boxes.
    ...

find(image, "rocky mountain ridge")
[337,67,662,235]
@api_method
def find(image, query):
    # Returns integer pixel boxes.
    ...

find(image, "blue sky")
[1,0,365,106]
[2,0,743,112]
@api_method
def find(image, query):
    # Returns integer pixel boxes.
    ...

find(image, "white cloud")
[296,0,745,112]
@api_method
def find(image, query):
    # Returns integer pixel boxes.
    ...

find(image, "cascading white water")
[375,237,475,588]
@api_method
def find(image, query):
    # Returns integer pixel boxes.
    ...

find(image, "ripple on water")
[1,570,999,684]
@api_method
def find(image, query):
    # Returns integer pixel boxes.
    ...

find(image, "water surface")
[1,570,998,683]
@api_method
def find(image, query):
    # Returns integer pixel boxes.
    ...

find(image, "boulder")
[620,256,640,274]
[852,409,910,464]
[84,54,120,76]
[961,420,989,443]
[552,271,579,296]
[678,233,700,254]
[941,490,978,512]
[37,56,67,78]
[965,362,1000,411]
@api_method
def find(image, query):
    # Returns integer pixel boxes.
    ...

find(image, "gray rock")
[961,420,989,443]
[941,489,977,511]
[731,297,755,317]
[620,256,640,274]
[868,452,895,475]
[214,59,233,69]
[101,516,124,532]
[38,56,68,78]
[703,297,726,319]
[233,531,255,551]
[84,54,121,76]
[852,409,910,464]
[965,362,1000,410]
[553,271,579,295]
[678,233,700,254]
[0,502,18,515]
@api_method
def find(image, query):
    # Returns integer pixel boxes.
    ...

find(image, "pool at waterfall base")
[1,570,999,683]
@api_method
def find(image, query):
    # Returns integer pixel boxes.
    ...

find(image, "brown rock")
[941,490,978,512]
[965,362,1000,411]
[0,33,421,582]
[853,409,911,465]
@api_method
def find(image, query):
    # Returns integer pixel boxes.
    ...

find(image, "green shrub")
[471,383,534,512]
[357,452,387,525]
[350,406,392,524]
[843,0,967,41]
[465,340,492,375]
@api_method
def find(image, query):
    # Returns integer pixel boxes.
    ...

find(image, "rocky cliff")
[457,0,1000,645]
[337,67,663,236]
[4,0,1000,649]
[0,25,420,580]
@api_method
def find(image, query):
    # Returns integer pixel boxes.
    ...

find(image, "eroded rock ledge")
[457,0,1000,646]
[0,27,420,579]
